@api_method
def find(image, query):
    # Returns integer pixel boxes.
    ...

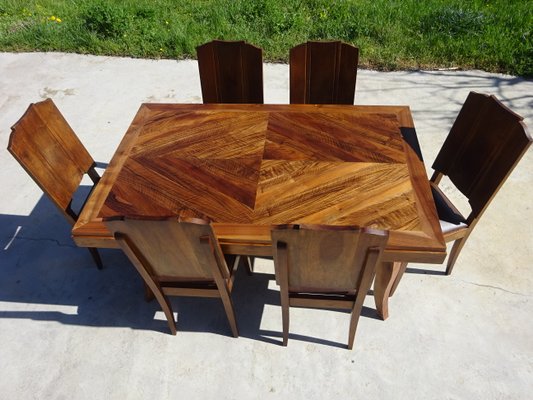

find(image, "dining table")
[72,103,446,319]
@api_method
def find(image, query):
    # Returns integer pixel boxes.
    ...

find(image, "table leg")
[389,261,408,296]
[373,261,401,320]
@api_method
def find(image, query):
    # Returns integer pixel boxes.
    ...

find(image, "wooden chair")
[289,41,359,104]
[8,98,103,269]
[272,224,388,349]
[196,40,264,104]
[104,216,240,337]
[391,92,531,289]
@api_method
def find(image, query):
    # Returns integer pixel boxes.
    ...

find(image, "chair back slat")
[432,92,532,217]
[197,40,264,104]
[290,41,359,104]
[8,99,95,214]
[272,225,388,293]
[105,217,230,282]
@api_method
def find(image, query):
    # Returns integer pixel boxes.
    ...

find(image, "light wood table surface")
[72,103,446,319]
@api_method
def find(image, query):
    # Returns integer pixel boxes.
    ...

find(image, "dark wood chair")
[104,216,240,337]
[289,41,359,104]
[8,98,103,269]
[391,92,531,289]
[196,40,264,104]
[272,224,388,349]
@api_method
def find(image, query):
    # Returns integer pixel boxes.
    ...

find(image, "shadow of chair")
[105,216,241,337]
[391,91,532,291]
[272,224,388,350]
[196,40,264,104]
[289,41,359,105]
[7,98,103,269]
[0,200,254,336]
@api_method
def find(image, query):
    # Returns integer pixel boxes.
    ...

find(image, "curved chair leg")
[115,236,176,335]
[141,282,176,335]
[88,247,103,269]
[156,294,177,335]
[147,285,176,335]
[446,237,468,275]
[389,262,408,297]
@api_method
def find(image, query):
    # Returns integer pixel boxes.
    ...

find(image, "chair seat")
[431,186,467,225]
[400,127,424,161]
[439,219,468,235]
[393,92,531,279]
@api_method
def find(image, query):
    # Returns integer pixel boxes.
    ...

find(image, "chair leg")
[281,301,289,347]
[149,290,176,335]
[348,294,365,350]
[159,298,177,336]
[218,284,239,337]
[88,247,103,269]
[276,242,290,345]
[115,236,176,334]
[389,262,408,296]
[244,256,254,275]
[280,290,290,346]
[150,288,177,335]
[347,310,360,351]
[446,237,468,275]
[236,256,254,275]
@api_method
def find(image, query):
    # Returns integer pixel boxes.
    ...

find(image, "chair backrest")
[290,41,359,105]
[8,98,97,223]
[196,40,264,104]
[105,217,230,282]
[432,92,532,220]
[272,225,388,293]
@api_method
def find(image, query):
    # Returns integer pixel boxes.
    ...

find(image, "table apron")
[72,234,446,264]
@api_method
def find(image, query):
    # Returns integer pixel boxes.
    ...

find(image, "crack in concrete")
[4,236,76,249]
[459,280,530,297]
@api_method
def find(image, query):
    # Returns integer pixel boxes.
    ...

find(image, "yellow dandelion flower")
[56,18,62,23]
[49,15,56,21]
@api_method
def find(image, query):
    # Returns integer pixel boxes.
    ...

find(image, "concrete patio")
[0,52,532,399]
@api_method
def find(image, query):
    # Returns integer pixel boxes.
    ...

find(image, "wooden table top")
[73,103,446,263]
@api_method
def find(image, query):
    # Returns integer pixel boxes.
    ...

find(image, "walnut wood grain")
[290,41,359,104]
[105,217,239,337]
[72,103,446,319]
[9,98,103,269]
[272,225,388,349]
[432,92,530,275]
[197,40,263,104]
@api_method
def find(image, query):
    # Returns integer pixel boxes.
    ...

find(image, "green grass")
[0,0,531,76]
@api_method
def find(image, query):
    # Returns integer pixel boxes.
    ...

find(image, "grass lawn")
[0,0,531,76]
